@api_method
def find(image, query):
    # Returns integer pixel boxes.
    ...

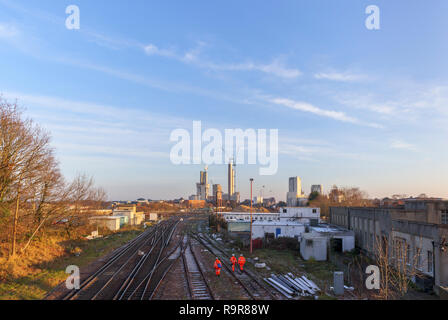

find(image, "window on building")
[442,209,448,224]
[312,209,317,213]
[393,237,408,264]
[428,251,433,274]
[283,209,287,213]
[406,245,411,265]
[416,248,422,270]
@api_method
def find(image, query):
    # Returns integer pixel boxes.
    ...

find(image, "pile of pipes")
[264,273,320,298]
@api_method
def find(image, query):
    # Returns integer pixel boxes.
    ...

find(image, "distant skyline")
[1,0,447,201]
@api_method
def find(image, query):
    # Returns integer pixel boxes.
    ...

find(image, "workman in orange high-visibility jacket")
[238,254,246,271]
[230,254,237,272]
[214,257,222,276]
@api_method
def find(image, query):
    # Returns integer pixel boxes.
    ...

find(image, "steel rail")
[63,227,157,300]
[186,237,215,300]
[90,229,159,300]
[148,240,185,300]
[193,235,255,299]
[120,218,180,300]
[199,233,279,300]
[113,230,164,300]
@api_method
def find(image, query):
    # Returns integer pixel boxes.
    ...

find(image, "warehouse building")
[113,205,145,225]
[330,198,448,294]
[88,216,123,231]
[252,221,305,239]
[299,226,355,261]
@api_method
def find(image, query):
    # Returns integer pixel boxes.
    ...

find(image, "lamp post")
[250,178,254,254]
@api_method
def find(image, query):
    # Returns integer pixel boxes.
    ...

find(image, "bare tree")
[59,173,107,238]
[0,98,57,258]
[1,97,109,258]
[374,235,423,299]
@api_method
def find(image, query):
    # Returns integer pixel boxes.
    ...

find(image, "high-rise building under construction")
[228,162,235,197]
[196,168,210,200]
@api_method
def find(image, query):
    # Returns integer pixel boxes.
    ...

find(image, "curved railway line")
[63,218,181,300]
[59,215,282,300]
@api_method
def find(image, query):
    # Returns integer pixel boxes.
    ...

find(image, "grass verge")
[0,225,144,300]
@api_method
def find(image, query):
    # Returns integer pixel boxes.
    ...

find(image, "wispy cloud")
[390,140,418,152]
[314,72,366,82]
[335,93,396,115]
[333,83,448,125]
[268,97,382,128]
[143,42,302,79]
[206,59,302,79]
[144,44,177,58]
[1,91,180,163]
[2,0,302,80]
[0,22,18,38]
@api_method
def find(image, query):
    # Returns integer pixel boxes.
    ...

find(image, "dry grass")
[0,225,144,300]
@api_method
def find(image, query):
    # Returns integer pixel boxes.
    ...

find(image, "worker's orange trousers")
[232,263,236,272]
[215,268,221,276]
[239,264,244,271]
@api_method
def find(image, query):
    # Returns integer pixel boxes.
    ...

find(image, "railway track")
[182,238,214,300]
[114,229,166,300]
[193,233,281,300]
[63,225,159,300]
[63,218,180,300]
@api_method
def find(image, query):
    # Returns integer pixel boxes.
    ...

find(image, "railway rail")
[193,233,281,300]
[182,238,215,300]
[63,218,180,300]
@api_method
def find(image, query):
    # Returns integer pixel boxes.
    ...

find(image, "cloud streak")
[390,140,418,152]
[268,97,382,128]
[143,42,302,79]
[0,22,18,38]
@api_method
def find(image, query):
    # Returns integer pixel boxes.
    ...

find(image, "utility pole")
[250,178,254,254]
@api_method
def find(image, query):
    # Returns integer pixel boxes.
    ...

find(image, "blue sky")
[0,0,447,201]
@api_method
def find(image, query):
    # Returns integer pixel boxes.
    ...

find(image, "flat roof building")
[330,199,448,294]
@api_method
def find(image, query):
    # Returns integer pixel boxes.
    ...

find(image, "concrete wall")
[252,223,305,239]
[330,203,448,291]
[135,212,145,225]
[114,210,135,225]
[280,207,320,218]
[228,221,250,232]
[300,234,327,261]
[339,235,355,252]
[220,212,280,222]
[89,217,121,231]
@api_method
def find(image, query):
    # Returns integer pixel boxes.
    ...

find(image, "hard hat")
[232,254,235,256]
[216,257,219,260]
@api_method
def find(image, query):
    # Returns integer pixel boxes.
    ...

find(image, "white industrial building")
[252,221,305,239]
[299,226,355,261]
[219,207,320,223]
[148,213,160,221]
[279,207,320,224]
[222,207,321,243]
[113,205,145,225]
[89,216,124,231]
[219,212,280,222]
